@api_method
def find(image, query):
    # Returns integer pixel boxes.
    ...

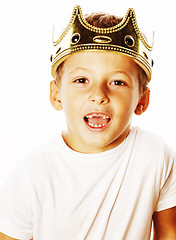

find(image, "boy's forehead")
[64,51,138,71]
[62,51,139,81]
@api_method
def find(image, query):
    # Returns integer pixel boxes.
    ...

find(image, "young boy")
[0,5,176,240]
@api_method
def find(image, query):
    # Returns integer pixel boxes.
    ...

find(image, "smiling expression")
[51,52,149,153]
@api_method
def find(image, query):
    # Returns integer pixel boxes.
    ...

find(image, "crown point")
[74,5,82,15]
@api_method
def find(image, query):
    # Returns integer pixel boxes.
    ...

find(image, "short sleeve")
[155,144,176,212]
[0,161,34,240]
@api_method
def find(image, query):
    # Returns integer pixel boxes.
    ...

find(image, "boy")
[0,5,176,240]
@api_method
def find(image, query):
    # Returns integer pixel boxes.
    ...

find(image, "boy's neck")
[62,126,131,154]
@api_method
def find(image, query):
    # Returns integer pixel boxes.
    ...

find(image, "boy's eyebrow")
[110,71,133,81]
[69,67,92,74]
[68,68,132,81]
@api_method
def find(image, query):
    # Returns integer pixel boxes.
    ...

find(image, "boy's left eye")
[110,80,126,86]
[73,78,89,84]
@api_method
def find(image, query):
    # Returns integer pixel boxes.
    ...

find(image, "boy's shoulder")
[24,135,64,167]
[134,127,176,166]
[135,127,165,149]
[11,135,64,182]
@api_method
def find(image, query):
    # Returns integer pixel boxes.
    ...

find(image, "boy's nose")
[89,88,109,105]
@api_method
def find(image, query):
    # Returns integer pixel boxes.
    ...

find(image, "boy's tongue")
[84,113,111,127]
[88,116,108,125]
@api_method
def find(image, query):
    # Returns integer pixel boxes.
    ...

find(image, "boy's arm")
[152,206,176,239]
[0,232,33,240]
[0,232,18,240]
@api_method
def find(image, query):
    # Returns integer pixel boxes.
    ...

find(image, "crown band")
[51,6,154,80]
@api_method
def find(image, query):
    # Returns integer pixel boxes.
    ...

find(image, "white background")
[0,0,176,189]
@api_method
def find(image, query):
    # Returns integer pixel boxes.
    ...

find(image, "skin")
[51,52,149,154]
[0,233,31,240]
[1,52,175,239]
[152,207,176,239]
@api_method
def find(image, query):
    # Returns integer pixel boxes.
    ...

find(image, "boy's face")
[50,52,149,153]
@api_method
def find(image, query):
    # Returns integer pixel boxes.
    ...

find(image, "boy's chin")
[79,134,123,153]
[80,125,131,153]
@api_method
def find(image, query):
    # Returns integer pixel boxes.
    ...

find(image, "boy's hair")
[56,12,149,94]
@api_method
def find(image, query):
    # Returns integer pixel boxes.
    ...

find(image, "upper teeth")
[86,114,110,119]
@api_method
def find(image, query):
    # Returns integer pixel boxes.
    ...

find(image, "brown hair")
[56,12,149,94]
[85,12,123,28]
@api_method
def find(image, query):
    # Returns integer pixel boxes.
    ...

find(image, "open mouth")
[84,113,111,130]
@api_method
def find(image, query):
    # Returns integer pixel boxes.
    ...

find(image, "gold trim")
[51,5,154,80]
[93,36,112,44]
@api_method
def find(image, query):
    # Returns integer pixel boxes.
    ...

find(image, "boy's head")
[51,6,154,88]
[50,6,152,153]
[54,10,150,95]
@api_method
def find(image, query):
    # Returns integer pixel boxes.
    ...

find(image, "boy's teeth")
[84,113,111,128]
[88,122,106,128]
[86,114,109,119]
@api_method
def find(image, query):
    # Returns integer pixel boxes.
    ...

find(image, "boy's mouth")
[84,113,111,130]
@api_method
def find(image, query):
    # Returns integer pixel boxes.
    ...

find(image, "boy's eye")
[110,80,126,86]
[74,78,89,84]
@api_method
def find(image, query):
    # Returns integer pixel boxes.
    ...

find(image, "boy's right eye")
[73,78,89,84]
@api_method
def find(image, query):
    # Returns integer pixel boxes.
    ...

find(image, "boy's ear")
[50,80,63,111]
[134,89,150,115]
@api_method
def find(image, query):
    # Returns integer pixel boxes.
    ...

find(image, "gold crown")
[51,5,154,80]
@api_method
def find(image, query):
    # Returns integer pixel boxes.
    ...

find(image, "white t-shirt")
[0,127,176,240]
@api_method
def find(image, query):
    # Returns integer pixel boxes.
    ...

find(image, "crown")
[51,5,154,80]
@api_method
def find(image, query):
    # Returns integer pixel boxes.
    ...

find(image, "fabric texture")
[0,127,176,240]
